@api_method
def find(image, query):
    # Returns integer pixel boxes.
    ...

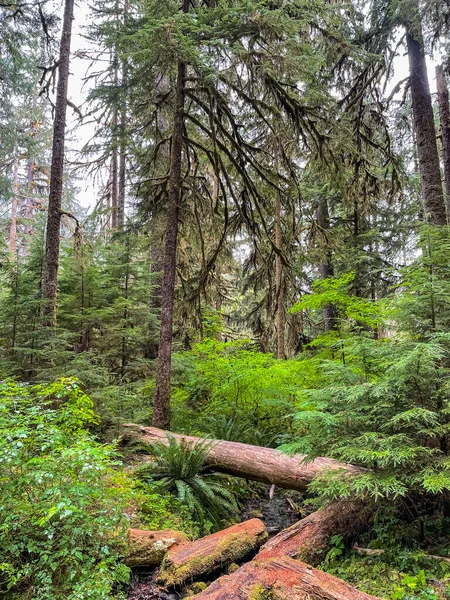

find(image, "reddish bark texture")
[158,519,267,587]
[436,65,450,214]
[121,424,363,492]
[152,0,190,428]
[42,0,75,324]
[406,2,446,224]
[193,555,382,600]
[258,501,370,564]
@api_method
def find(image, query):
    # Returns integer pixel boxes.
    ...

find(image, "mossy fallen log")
[158,518,267,587]
[191,555,382,600]
[120,424,362,493]
[125,528,188,568]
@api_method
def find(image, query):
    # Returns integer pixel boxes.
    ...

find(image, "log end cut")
[125,528,189,568]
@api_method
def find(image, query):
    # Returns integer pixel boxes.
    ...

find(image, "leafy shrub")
[0,378,130,599]
[134,482,201,539]
[170,338,314,442]
[323,550,446,599]
[137,435,238,530]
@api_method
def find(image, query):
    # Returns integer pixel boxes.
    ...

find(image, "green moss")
[248,585,273,600]
[159,531,266,586]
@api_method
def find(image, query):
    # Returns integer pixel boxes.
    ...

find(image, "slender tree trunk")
[24,119,38,244]
[316,195,336,331]
[405,3,446,225]
[436,65,450,215]
[42,0,75,325]
[274,143,284,359]
[152,0,189,428]
[118,108,126,228]
[9,157,20,258]
[118,0,128,229]
[111,55,119,230]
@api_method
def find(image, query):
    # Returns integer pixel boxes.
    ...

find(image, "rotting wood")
[125,528,188,568]
[192,555,382,600]
[158,518,267,587]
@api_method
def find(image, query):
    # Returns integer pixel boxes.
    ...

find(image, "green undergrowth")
[133,482,201,539]
[323,550,450,599]
[322,510,450,600]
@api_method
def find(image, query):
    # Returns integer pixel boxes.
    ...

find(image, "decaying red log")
[125,528,188,567]
[192,555,382,600]
[121,424,362,492]
[258,500,371,565]
[158,518,267,587]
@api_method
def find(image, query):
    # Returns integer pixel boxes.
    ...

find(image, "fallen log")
[121,424,362,493]
[158,518,267,587]
[125,528,188,568]
[258,500,371,565]
[353,544,450,565]
[192,555,382,600]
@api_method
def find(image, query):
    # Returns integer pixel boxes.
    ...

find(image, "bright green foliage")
[283,229,450,506]
[290,272,384,331]
[171,338,319,442]
[324,549,448,599]
[137,435,238,531]
[135,482,201,539]
[0,378,131,599]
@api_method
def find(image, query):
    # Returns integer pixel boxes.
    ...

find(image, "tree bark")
[193,503,376,599]
[117,0,127,229]
[152,0,189,429]
[274,142,285,359]
[316,196,336,331]
[42,0,75,325]
[111,54,119,230]
[436,65,450,215]
[9,157,20,258]
[405,1,446,225]
[258,501,371,565]
[158,519,267,587]
[120,424,363,492]
[118,103,126,228]
[193,555,382,600]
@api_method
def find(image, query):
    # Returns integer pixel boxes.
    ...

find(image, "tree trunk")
[111,54,119,230]
[120,424,363,492]
[152,0,189,429]
[118,105,126,228]
[405,2,446,225]
[193,555,381,600]
[158,519,267,587]
[436,65,450,214]
[24,119,39,244]
[316,195,336,331]
[9,157,20,258]
[42,0,75,325]
[274,143,285,359]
